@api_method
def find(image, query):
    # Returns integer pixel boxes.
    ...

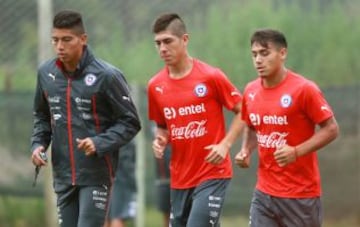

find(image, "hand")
[152,135,168,159]
[234,148,251,168]
[204,143,228,165]
[76,138,96,156]
[31,146,47,167]
[273,144,297,167]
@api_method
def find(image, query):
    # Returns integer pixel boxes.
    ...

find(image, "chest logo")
[48,73,56,81]
[248,92,256,101]
[155,86,163,94]
[280,94,292,108]
[194,83,207,97]
[84,74,97,86]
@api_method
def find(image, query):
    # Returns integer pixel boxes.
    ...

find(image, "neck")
[63,62,78,73]
[168,55,193,79]
[263,67,287,88]
[63,46,85,72]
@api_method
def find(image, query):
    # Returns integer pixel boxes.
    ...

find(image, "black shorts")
[54,183,109,227]
[249,189,322,227]
[170,178,230,227]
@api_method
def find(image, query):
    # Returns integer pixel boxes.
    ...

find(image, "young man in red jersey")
[235,28,339,227]
[147,13,244,227]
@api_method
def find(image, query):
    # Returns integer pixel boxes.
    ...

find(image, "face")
[154,29,188,66]
[251,41,287,79]
[51,28,87,67]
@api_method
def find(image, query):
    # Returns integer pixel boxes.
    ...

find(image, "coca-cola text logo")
[257,132,288,148]
[170,120,207,140]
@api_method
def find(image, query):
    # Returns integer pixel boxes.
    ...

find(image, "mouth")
[161,54,170,60]
[161,55,172,63]
[57,53,66,58]
[256,67,265,73]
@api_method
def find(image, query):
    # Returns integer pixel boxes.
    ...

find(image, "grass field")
[145,206,359,227]
[0,196,358,227]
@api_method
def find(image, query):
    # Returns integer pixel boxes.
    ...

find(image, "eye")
[163,38,172,44]
[260,50,270,56]
[62,37,73,42]
[51,38,58,44]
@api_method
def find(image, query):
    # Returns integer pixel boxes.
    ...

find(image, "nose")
[254,54,262,64]
[56,40,65,50]
[158,42,167,53]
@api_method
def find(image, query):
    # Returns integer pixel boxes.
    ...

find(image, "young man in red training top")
[147,13,244,227]
[235,28,339,227]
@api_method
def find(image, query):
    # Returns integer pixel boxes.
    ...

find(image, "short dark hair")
[53,10,85,34]
[152,13,187,37]
[250,28,287,49]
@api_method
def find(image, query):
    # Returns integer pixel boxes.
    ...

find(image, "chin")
[164,60,175,66]
[258,73,267,78]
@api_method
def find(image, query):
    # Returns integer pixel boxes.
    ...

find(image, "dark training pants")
[249,189,322,227]
[54,183,110,227]
[156,180,171,214]
[108,143,137,220]
[170,179,230,227]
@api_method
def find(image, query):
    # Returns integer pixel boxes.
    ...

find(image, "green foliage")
[4,22,38,91]
[93,32,163,86]
[189,0,360,88]
[1,0,359,91]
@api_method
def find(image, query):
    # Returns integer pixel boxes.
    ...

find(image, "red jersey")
[148,59,242,189]
[242,70,334,198]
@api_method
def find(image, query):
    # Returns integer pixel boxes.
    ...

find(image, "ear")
[182,33,189,45]
[280,47,287,60]
[80,33,88,45]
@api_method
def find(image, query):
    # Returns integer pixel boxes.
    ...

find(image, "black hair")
[53,9,85,34]
[152,13,187,37]
[250,28,287,49]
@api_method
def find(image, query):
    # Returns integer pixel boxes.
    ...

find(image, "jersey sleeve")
[147,82,166,126]
[301,81,334,124]
[241,87,252,126]
[213,69,242,111]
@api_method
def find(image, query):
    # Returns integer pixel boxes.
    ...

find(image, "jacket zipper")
[67,78,76,185]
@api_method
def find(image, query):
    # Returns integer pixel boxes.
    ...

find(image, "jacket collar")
[55,45,95,77]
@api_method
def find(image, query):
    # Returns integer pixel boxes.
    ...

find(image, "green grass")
[0,196,358,227]
[0,196,45,227]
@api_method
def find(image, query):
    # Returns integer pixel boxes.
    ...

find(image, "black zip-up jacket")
[31,46,141,186]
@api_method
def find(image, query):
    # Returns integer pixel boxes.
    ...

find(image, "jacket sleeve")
[30,72,52,153]
[92,71,141,156]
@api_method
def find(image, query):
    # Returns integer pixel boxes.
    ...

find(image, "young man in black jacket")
[30,9,141,227]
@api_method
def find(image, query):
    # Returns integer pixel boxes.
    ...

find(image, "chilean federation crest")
[280,94,292,108]
[194,83,207,97]
[84,74,97,86]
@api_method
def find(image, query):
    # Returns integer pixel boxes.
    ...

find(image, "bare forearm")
[221,111,245,148]
[241,126,257,153]
[296,117,339,157]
